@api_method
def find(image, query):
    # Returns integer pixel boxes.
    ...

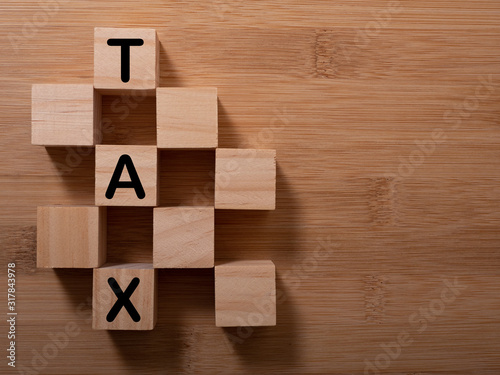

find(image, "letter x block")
[156,87,218,149]
[37,206,106,268]
[215,149,276,210]
[31,84,100,146]
[95,145,158,206]
[215,260,276,327]
[93,263,157,330]
[153,207,214,268]
[94,27,159,92]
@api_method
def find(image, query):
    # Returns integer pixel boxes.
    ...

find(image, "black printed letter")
[105,154,145,199]
[107,38,144,83]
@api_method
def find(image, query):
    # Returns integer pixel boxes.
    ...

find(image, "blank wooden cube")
[215,260,276,327]
[37,206,106,268]
[93,263,157,330]
[31,84,101,146]
[153,207,214,268]
[215,149,276,210]
[94,27,159,93]
[156,87,218,149]
[95,145,158,207]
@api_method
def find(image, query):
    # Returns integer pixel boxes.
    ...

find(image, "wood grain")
[156,87,218,149]
[37,205,106,268]
[215,148,276,210]
[215,260,276,327]
[0,0,500,373]
[153,207,214,268]
[31,84,100,146]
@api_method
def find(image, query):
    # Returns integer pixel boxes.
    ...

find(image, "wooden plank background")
[1,1,500,374]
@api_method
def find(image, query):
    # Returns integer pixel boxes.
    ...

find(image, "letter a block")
[95,145,158,206]
[153,207,214,268]
[215,149,276,210]
[94,27,159,92]
[215,260,276,327]
[93,263,157,330]
[156,87,218,149]
[37,206,106,268]
[32,84,100,146]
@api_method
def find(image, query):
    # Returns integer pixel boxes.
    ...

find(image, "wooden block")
[94,27,159,93]
[95,145,158,207]
[93,263,157,330]
[31,84,101,146]
[215,148,276,210]
[37,206,106,268]
[215,260,276,327]
[156,87,218,149]
[153,207,214,268]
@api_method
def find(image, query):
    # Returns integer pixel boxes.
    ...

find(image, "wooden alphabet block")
[156,87,218,149]
[215,149,276,210]
[215,260,276,327]
[37,206,106,268]
[93,263,157,330]
[153,207,214,268]
[31,84,101,146]
[94,27,159,93]
[95,145,158,206]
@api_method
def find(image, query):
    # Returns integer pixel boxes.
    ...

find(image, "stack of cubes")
[33,28,277,330]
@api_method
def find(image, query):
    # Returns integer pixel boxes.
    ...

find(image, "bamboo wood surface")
[0,1,500,374]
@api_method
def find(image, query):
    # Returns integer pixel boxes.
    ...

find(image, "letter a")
[105,154,145,199]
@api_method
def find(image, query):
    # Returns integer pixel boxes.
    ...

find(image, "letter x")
[106,277,141,322]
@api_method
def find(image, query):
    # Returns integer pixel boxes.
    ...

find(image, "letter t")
[107,38,144,83]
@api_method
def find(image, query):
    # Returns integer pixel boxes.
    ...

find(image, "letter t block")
[94,27,159,93]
